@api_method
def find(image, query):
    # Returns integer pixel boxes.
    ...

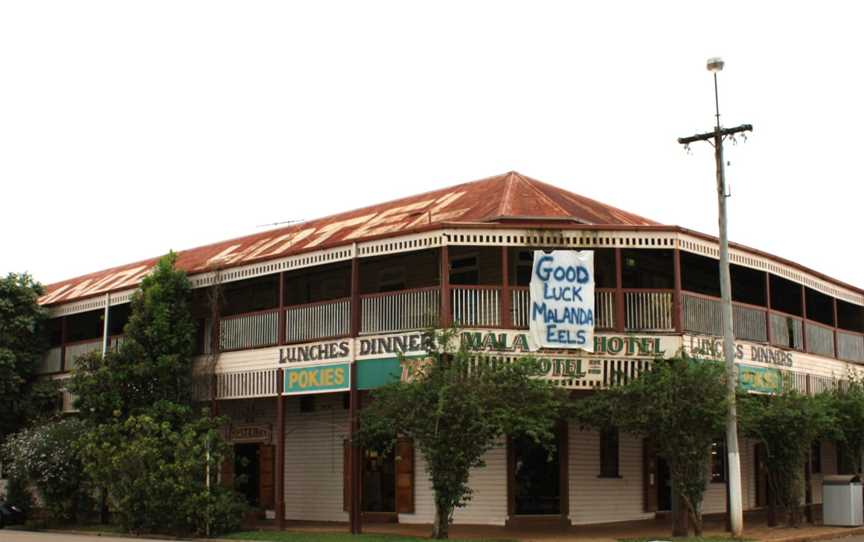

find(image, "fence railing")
[838,331,864,363]
[603,358,654,387]
[361,287,440,335]
[625,290,673,331]
[683,293,768,342]
[452,287,501,327]
[220,310,279,351]
[64,339,103,367]
[733,304,768,342]
[770,313,804,350]
[285,298,350,343]
[215,368,278,400]
[37,347,64,375]
[806,322,836,358]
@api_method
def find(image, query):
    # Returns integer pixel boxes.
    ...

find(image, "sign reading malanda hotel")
[529,250,595,350]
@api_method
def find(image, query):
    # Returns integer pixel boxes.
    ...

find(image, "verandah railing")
[285,297,350,343]
[682,291,864,363]
[360,287,440,335]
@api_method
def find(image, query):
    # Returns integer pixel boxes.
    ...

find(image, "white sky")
[1,1,862,288]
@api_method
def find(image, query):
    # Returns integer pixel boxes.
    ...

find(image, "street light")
[677,58,752,538]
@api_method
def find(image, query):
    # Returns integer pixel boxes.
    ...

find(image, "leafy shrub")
[77,404,246,536]
[2,418,90,522]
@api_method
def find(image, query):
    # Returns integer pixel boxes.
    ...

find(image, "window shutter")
[643,438,657,512]
[221,453,235,489]
[395,438,415,514]
[343,440,350,512]
[259,445,275,509]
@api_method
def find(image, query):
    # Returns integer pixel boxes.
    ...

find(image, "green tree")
[357,330,568,539]
[70,253,245,535]
[739,390,835,526]
[76,402,243,535]
[0,272,54,441]
[573,354,728,536]
[827,378,864,474]
[70,252,196,420]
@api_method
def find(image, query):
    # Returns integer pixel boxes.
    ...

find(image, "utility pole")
[677,57,752,538]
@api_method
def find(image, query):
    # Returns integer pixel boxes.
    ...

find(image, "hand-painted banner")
[529,250,595,351]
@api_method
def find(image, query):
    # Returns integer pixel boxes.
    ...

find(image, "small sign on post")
[529,250,595,351]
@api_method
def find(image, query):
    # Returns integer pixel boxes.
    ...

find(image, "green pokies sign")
[284,363,350,395]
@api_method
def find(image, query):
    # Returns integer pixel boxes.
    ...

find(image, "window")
[378,267,406,293]
[811,441,822,474]
[515,251,533,286]
[599,427,620,478]
[300,395,316,413]
[711,439,726,483]
[450,254,479,285]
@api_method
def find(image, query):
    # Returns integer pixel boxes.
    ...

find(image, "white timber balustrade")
[64,339,102,368]
[733,304,768,342]
[624,291,673,331]
[770,313,804,350]
[805,322,835,358]
[215,368,278,400]
[38,347,63,374]
[683,294,722,335]
[602,359,653,387]
[220,310,279,351]
[511,289,530,328]
[595,290,615,329]
[838,331,864,363]
[452,287,501,327]
[285,298,350,343]
[361,287,440,334]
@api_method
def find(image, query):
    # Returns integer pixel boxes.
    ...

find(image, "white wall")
[400,443,508,526]
[569,429,653,525]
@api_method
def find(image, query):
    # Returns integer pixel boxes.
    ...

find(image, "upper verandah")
[38,171,659,306]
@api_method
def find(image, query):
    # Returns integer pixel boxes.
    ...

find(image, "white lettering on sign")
[529,250,595,351]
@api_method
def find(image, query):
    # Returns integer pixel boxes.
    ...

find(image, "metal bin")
[823,474,863,526]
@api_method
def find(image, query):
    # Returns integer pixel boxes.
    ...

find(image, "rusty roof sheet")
[40,171,659,306]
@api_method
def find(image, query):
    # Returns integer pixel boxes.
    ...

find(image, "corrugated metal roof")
[40,171,658,305]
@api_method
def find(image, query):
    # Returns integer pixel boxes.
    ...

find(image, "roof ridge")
[495,172,518,217]
[516,173,571,217]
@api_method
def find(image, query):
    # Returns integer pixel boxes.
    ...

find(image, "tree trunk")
[672,491,689,537]
[687,505,703,537]
[432,501,451,539]
[100,487,109,524]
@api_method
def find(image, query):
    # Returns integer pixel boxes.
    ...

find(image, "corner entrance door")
[512,435,561,515]
[232,443,275,510]
[656,456,672,512]
[362,449,397,513]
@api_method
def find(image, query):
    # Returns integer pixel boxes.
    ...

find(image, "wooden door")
[755,443,769,507]
[221,450,235,489]
[259,444,275,509]
[643,439,658,513]
[395,439,414,513]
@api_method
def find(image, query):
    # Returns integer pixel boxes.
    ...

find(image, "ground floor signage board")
[283,362,350,395]
[356,357,403,390]
[738,364,783,394]
[529,250,595,351]
[227,423,273,444]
